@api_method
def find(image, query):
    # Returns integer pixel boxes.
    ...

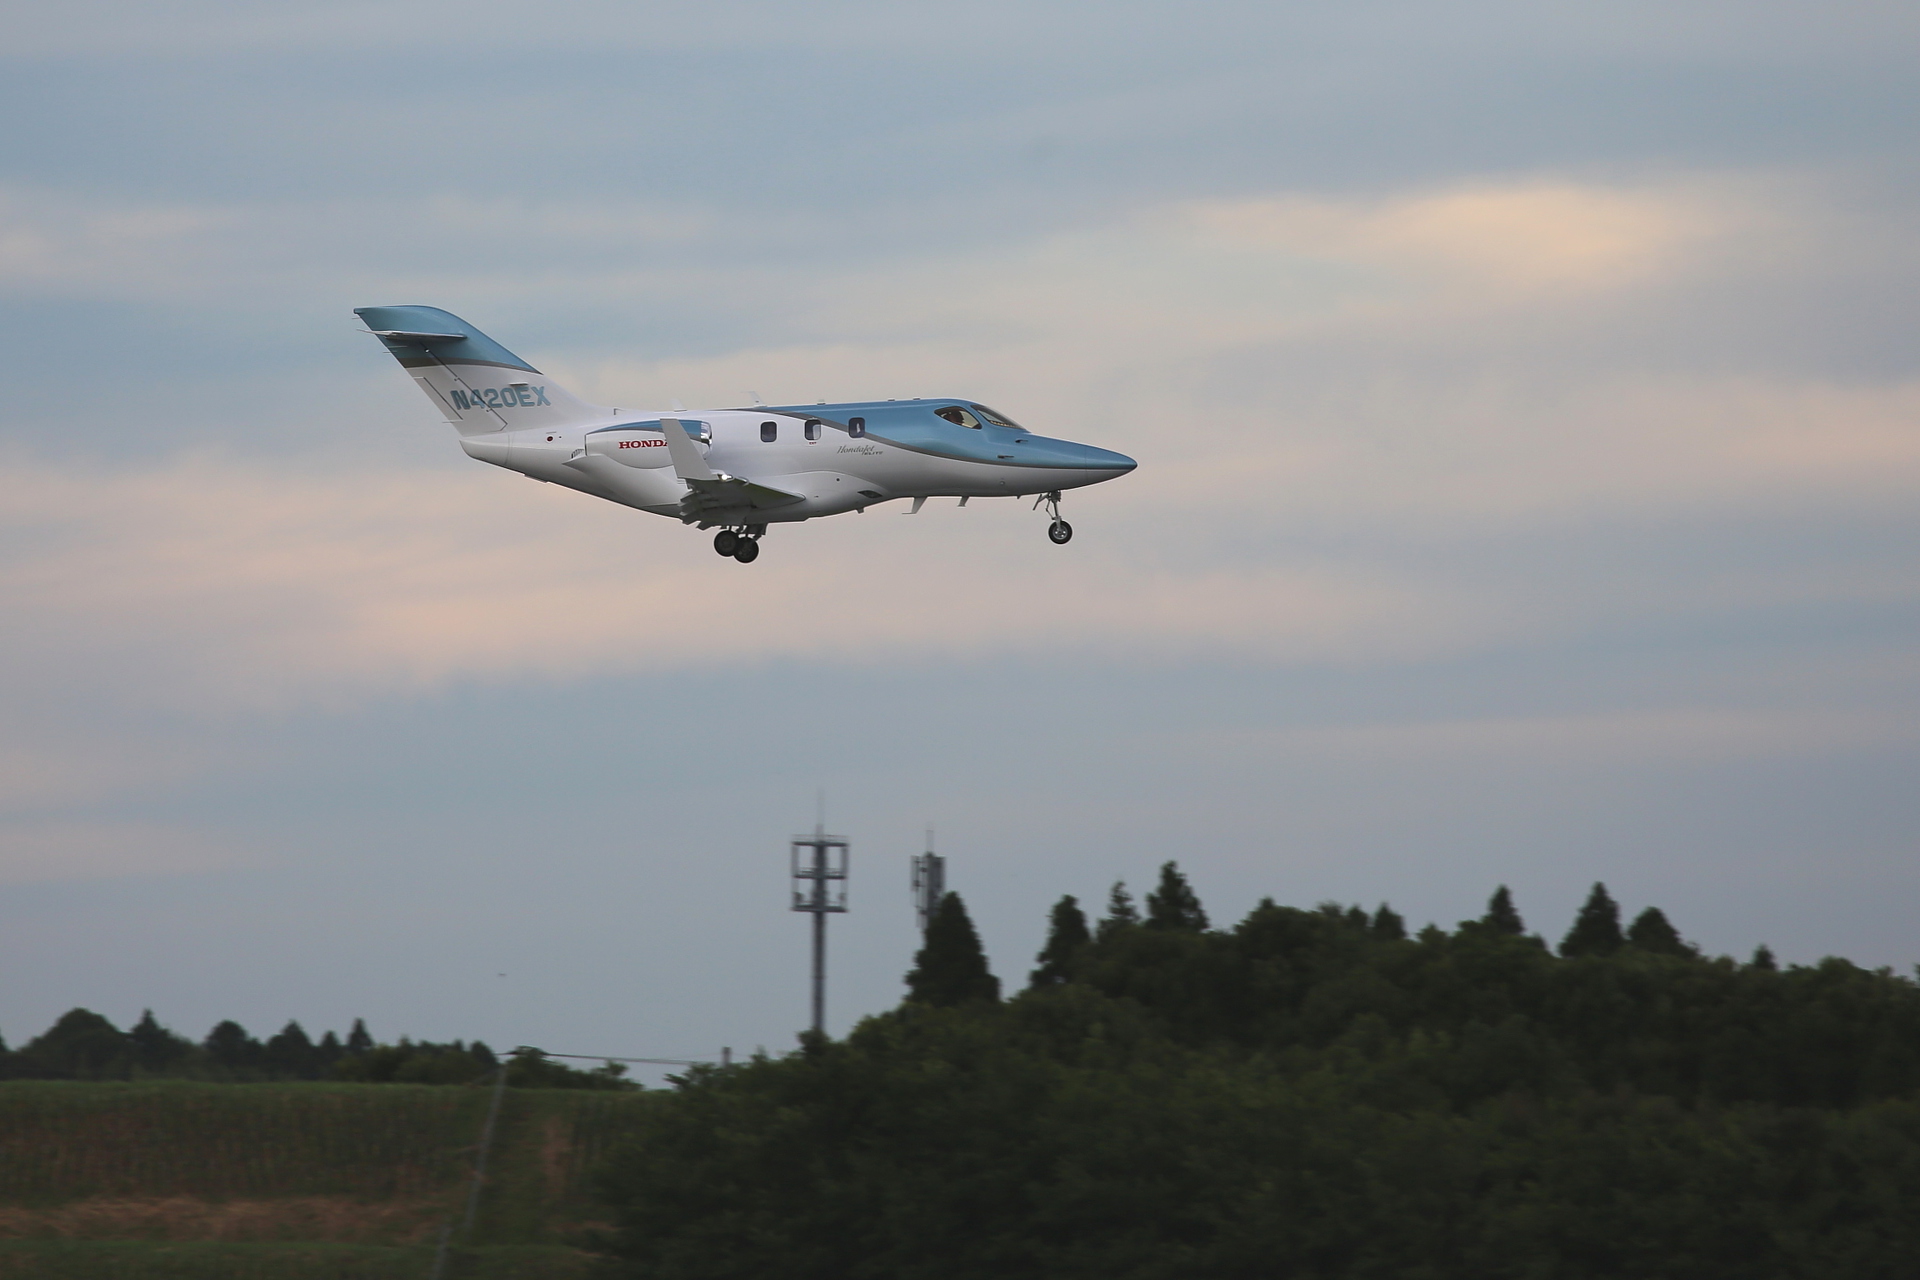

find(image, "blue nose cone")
[1074,442,1137,472]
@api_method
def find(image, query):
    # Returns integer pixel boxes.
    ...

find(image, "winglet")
[658,418,716,482]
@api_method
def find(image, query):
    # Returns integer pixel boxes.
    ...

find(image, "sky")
[2,0,1918,1076]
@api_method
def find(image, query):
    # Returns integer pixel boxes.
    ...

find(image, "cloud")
[1187,181,1711,299]
[0,820,257,885]
[1176,706,1920,770]
[0,452,1460,711]
[2,171,1914,718]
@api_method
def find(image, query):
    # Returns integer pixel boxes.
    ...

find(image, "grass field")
[0,1081,655,1277]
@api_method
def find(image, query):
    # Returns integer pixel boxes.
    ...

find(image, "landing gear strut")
[713,525,766,564]
[1035,491,1072,545]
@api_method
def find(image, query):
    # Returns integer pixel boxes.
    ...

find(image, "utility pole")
[910,828,946,936]
[790,821,849,1035]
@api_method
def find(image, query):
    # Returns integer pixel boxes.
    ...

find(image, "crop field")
[0,1081,655,1276]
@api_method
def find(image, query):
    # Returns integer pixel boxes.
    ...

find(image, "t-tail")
[354,305,613,435]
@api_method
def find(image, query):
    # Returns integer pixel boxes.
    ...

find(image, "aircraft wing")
[677,475,806,519]
[657,418,804,520]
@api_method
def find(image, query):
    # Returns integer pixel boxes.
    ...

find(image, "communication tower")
[790,821,849,1035]
[910,830,946,935]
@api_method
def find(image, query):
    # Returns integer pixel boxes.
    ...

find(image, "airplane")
[354,305,1137,563]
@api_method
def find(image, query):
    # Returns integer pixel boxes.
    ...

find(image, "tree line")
[594,868,1920,1279]
[0,1008,633,1089]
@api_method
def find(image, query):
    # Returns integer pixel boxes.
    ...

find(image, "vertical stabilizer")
[354,305,614,434]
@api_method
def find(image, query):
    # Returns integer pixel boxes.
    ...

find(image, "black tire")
[1048,520,1073,545]
[713,530,739,556]
[733,538,761,563]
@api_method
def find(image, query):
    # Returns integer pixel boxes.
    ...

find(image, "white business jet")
[356,306,1137,563]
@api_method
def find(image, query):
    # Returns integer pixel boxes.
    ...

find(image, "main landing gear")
[712,525,766,563]
[1035,491,1072,545]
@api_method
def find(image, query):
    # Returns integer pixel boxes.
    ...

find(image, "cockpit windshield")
[934,406,983,428]
[970,403,1023,429]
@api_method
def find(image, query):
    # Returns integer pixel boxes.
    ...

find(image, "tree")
[1483,886,1526,935]
[905,892,1000,1006]
[1561,883,1624,957]
[314,1030,345,1071]
[204,1020,262,1072]
[1750,944,1778,971]
[265,1020,317,1077]
[1626,907,1690,956]
[1097,881,1140,940]
[1030,895,1090,988]
[1370,904,1407,940]
[128,1009,192,1073]
[17,1009,129,1078]
[1145,862,1209,932]
[346,1018,374,1055]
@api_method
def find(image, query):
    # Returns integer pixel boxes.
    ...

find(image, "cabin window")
[760,420,777,442]
[934,406,983,428]
[970,403,1023,429]
[848,416,865,438]
[804,418,822,442]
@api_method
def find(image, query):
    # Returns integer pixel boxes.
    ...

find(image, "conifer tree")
[1370,904,1406,940]
[315,1030,344,1070]
[1560,882,1624,956]
[1626,906,1690,955]
[1145,861,1209,932]
[1750,943,1778,970]
[204,1020,261,1071]
[346,1019,373,1055]
[1483,886,1525,935]
[1029,895,1091,988]
[905,892,1000,1006]
[265,1021,316,1077]
[1097,881,1140,940]
[128,1009,189,1072]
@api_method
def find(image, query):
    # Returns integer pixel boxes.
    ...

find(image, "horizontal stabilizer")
[370,329,468,343]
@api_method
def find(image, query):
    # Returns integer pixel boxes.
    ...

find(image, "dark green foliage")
[129,1009,194,1073]
[1144,860,1209,931]
[346,1018,374,1054]
[1484,884,1525,934]
[0,1011,578,1087]
[597,882,1920,1279]
[1096,880,1139,939]
[1752,944,1779,970]
[263,1021,316,1077]
[504,1049,636,1091]
[1628,905,1692,955]
[905,892,1000,1006]
[1029,895,1090,988]
[1561,881,1624,956]
[11,1010,134,1079]
[1370,903,1406,940]
[204,1020,262,1072]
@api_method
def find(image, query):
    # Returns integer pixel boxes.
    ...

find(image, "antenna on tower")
[791,811,849,1036]
[910,827,946,936]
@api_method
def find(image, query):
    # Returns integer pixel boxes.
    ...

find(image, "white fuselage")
[351,304,1135,535]
[460,404,1134,525]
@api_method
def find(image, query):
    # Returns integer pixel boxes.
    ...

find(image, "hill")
[592,875,1920,1279]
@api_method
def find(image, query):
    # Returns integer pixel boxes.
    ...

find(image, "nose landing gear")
[712,525,766,563]
[1034,491,1072,545]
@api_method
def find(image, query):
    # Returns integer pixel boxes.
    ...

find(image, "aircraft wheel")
[733,538,761,564]
[713,530,740,557]
[1048,520,1073,545]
